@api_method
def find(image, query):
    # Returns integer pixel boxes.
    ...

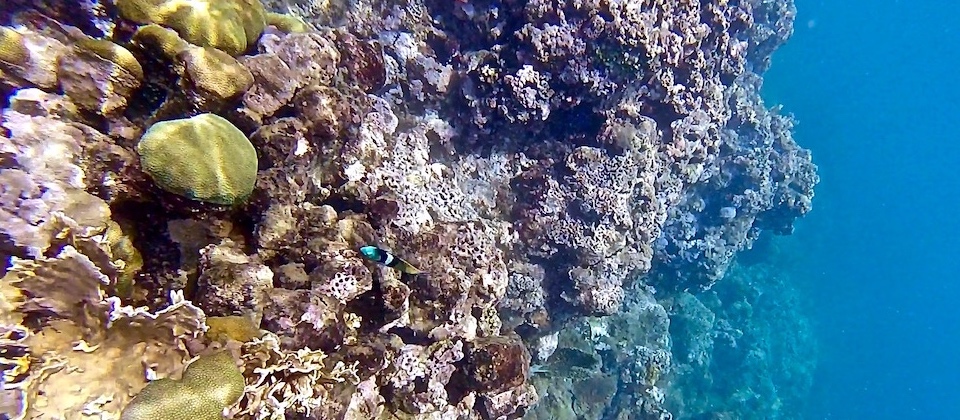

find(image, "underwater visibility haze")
[764,0,960,418]
[3,0,944,419]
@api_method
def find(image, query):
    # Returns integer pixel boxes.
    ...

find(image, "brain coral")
[120,351,246,420]
[136,113,258,205]
[116,0,267,55]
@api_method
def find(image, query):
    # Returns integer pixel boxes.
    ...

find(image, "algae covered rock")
[136,113,258,205]
[120,351,246,420]
[116,0,267,55]
[0,26,28,66]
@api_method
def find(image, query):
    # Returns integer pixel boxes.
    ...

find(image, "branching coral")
[233,333,361,419]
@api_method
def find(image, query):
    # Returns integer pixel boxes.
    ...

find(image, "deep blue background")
[763,0,960,418]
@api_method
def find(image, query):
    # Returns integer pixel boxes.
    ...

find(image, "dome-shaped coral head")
[359,245,422,275]
[116,0,267,56]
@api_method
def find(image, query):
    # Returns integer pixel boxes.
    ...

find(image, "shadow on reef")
[0,0,817,418]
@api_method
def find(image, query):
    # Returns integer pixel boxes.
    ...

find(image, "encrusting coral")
[57,37,144,117]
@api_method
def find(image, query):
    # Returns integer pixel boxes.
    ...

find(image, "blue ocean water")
[763,0,960,418]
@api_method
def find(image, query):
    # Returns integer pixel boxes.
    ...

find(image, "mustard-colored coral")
[0,26,27,66]
[265,12,311,33]
[75,37,145,80]
[116,0,266,56]
[104,219,144,299]
[121,351,246,420]
[178,46,254,101]
[136,113,258,205]
[206,315,261,343]
[132,24,190,60]
[131,24,253,105]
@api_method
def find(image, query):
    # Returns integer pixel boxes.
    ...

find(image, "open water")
[764,0,960,418]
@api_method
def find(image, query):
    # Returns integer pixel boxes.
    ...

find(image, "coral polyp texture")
[116,0,267,55]
[120,351,246,420]
[137,113,259,205]
[0,0,818,418]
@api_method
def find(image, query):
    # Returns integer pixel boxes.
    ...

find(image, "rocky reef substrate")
[0,0,818,418]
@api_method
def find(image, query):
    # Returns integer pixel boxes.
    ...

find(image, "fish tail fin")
[396,260,423,275]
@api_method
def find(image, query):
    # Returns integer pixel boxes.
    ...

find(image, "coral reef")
[0,0,818,418]
[663,242,817,418]
[0,245,206,418]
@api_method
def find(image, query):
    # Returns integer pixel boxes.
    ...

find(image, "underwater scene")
[11,0,947,418]
[764,0,960,419]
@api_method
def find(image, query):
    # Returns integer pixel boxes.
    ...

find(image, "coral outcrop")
[116,0,267,55]
[136,113,259,205]
[0,0,817,418]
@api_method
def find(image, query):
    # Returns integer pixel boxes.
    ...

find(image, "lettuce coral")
[0,246,206,418]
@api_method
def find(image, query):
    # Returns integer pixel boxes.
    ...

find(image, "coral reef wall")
[0,0,817,418]
[664,237,817,419]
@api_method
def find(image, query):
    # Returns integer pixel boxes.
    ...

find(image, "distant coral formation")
[0,0,817,418]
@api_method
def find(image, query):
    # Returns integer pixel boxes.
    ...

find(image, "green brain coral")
[116,0,266,56]
[178,46,254,101]
[137,114,258,205]
[132,24,190,60]
[120,352,246,420]
[265,12,311,33]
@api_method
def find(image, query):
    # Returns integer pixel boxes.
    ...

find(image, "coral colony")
[0,0,817,418]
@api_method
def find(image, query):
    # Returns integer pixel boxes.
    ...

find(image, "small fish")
[359,245,423,275]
